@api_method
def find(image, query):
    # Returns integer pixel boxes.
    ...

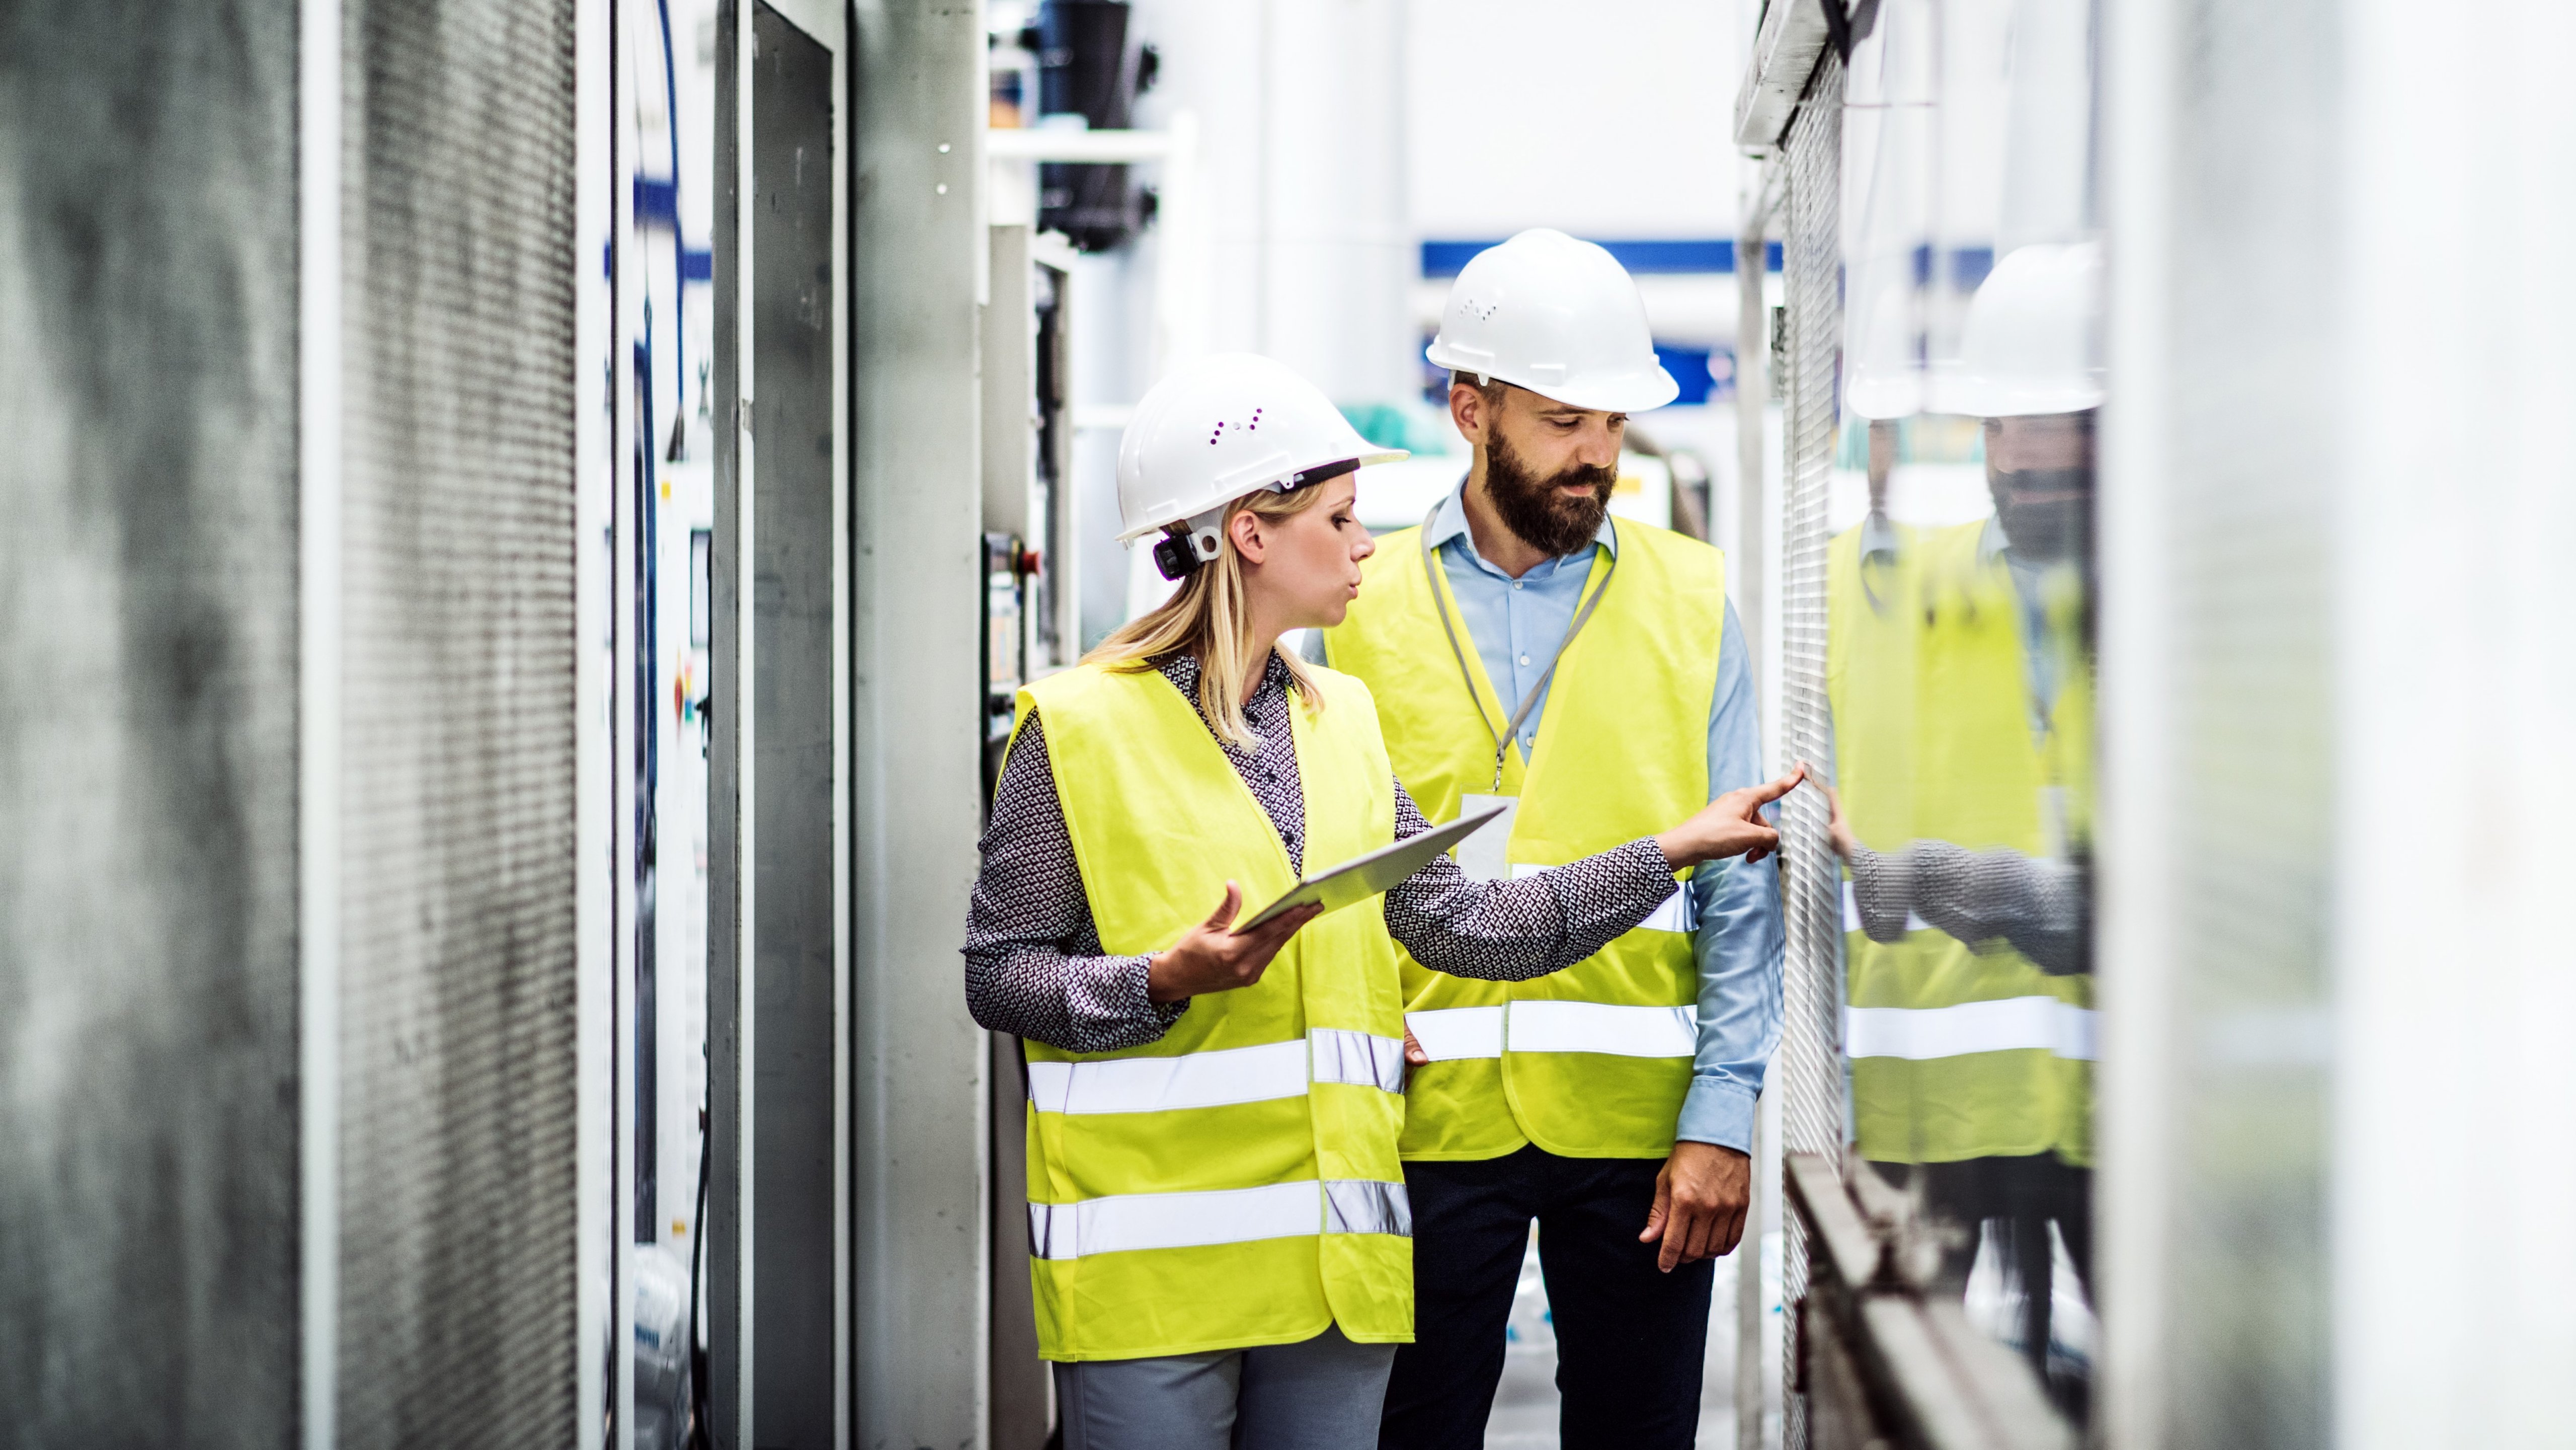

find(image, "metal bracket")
[1733,0,1845,150]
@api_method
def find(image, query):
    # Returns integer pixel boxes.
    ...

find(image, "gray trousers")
[1054,1324,1397,1450]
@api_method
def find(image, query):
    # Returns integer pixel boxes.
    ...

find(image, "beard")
[1989,466,2095,565]
[1484,430,1617,557]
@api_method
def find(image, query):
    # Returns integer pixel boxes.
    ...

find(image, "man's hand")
[1403,1027,1428,1065]
[1640,1141,1752,1273]
[1145,883,1323,1004]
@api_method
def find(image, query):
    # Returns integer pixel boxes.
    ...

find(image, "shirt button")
[1517,654,1532,667]
[1512,580,1524,591]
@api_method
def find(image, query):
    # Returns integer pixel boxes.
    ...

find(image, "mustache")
[1990,466,2092,500]
[1546,462,1619,494]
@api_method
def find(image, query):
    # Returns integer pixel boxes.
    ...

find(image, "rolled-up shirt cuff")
[1103,952,1190,1031]
[1674,1077,1757,1155]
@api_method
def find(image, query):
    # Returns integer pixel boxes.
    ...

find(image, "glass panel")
[1830,0,2103,1421]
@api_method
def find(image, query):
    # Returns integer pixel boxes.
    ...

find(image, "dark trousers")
[1379,1146,1714,1450]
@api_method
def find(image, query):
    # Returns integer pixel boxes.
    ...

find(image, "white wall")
[2333,2,2576,1444]
[1405,0,1744,242]
[1128,0,1412,402]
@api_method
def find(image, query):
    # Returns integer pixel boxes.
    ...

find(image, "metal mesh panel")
[1774,49,1845,1450]
[336,0,582,1443]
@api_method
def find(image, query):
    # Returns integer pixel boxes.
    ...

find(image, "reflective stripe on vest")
[1844,997,2099,1062]
[1406,1001,1697,1062]
[1310,1027,1408,1093]
[1323,519,1726,1161]
[1014,661,1414,1359]
[1028,1179,1412,1260]
[1027,1029,1406,1113]
[1827,519,2097,1168]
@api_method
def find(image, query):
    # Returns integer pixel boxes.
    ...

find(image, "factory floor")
[1482,1227,1759,1448]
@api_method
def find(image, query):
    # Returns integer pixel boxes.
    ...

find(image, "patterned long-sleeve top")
[1847,841,2090,976]
[963,651,1684,1053]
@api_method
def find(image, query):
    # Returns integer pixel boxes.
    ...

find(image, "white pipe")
[296,0,343,1439]
[984,127,1177,163]
[610,0,642,1442]
[573,0,616,1445]
[1150,109,1207,379]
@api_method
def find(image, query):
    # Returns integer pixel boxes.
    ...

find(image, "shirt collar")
[1860,510,1902,561]
[1424,481,1621,571]
[1979,514,2009,567]
[1156,648,1293,700]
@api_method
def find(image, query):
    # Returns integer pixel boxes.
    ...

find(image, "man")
[1319,229,1781,1450]
[1825,241,2100,1405]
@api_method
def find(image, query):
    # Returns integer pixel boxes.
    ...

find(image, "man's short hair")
[1448,369,1506,405]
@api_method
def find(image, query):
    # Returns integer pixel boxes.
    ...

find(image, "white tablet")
[1235,801,1513,931]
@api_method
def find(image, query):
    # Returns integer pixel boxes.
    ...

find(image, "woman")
[964,353,1798,1450]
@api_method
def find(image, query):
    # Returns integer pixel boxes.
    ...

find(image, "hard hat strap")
[1148,461,1362,582]
[1285,457,1361,490]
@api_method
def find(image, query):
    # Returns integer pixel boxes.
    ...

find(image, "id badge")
[1452,793,1520,883]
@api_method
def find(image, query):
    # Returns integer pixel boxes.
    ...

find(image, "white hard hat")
[1424,229,1679,413]
[1951,241,2106,418]
[1115,353,1406,577]
[1843,264,1924,421]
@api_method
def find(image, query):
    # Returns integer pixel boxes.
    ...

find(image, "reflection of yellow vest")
[1013,662,1413,1361]
[1826,519,2094,1168]
[1322,522,1723,1161]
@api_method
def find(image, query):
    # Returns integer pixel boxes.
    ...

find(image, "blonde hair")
[1085,486,1332,749]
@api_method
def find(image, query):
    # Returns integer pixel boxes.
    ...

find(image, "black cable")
[685,1104,712,1450]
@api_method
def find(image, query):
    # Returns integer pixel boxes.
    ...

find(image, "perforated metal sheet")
[335,0,583,1442]
[1773,49,1846,1450]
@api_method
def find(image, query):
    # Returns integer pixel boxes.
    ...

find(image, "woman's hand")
[1655,765,1807,869]
[1812,765,1859,861]
[1145,882,1324,1004]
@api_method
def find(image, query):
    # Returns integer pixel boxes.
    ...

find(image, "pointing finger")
[1748,764,1807,804]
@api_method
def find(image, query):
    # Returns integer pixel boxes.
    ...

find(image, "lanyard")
[1418,499,1620,792]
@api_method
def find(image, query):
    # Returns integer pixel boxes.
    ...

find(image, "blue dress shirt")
[1319,486,1784,1154]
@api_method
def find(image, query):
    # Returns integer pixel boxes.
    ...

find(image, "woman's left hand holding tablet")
[1145,882,1325,1004]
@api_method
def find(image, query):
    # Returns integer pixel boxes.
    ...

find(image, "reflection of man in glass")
[1818,242,2101,1409]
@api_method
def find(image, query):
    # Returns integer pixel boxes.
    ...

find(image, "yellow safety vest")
[1322,520,1724,1161]
[1826,518,2095,1168]
[1013,660,1414,1361]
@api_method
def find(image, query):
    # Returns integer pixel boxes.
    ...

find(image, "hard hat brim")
[1945,383,2107,420]
[1423,342,1682,415]
[1113,445,1411,542]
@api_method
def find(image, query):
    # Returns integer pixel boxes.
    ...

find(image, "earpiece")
[1152,533,1200,581]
